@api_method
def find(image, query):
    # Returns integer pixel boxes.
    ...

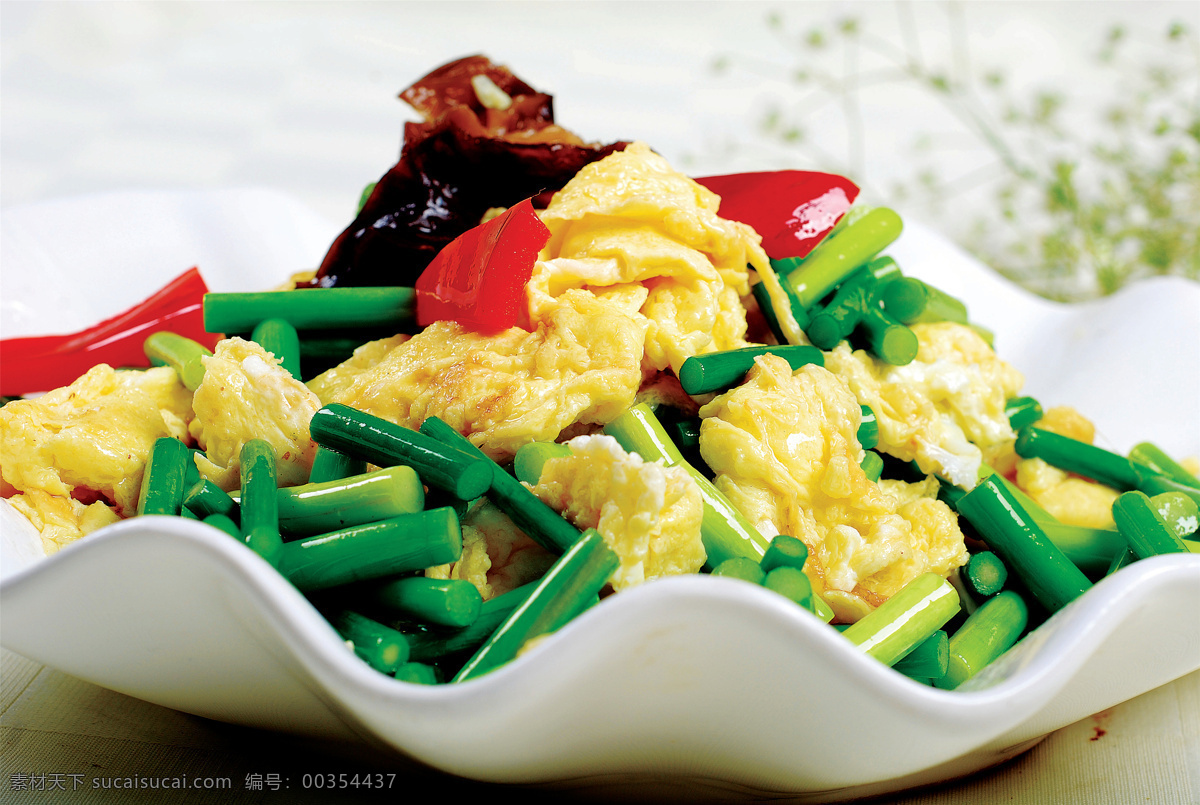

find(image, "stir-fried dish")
[2,55,1197,687]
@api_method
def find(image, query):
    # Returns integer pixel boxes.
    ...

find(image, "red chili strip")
[414,198,550,334]
[695,171,860,260]
[0,267,219,396]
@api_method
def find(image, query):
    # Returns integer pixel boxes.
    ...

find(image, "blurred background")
[2,1,1196,301]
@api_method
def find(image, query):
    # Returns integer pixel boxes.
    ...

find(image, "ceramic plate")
[2,189,1198,801]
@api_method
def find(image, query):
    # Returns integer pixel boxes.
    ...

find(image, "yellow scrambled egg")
[7,489,121,555]
[425,501,555,601]
[308,141,792,460]
[824,322,1024,490]
[304,334,409,403]
[697,354,968,616]
[0,365,193,515]
[532,141,777,374]
[530,434,705,590]
[308,290,647,462]
[188,337,321,491]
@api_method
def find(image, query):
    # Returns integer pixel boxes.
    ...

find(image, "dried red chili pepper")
[414,199,550,333]
[0,267,218,396]
[695,171,860,260]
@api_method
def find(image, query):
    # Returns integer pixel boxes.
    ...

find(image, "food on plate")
[0,365,193,520]
[189,338,322,490]
[824,321,1024,489]
[1,55,1197,690]
[310,54,627,288]
[529,434,706,591]
[310,287,646,462]
[0,267,216,397]
[697,353,968,616]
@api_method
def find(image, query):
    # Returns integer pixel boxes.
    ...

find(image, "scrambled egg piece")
[1011,406,1118,528]
[531,434,705,590]
[531,141,783,373]
[7,489,121,555]
[189,338,321,491]
[305,334,409,403]
[308,290,647,462]
[426,501,555,601]
[0,365,193,515]
[306,144,797,460]
[698,354,967,613]
[824,322,1024,489]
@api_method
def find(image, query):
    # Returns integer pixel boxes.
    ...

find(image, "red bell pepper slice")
[0,267,219,397]
[695,171,860,260]
[415,198,551,333]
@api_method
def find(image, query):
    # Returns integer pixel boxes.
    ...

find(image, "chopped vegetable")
[1150,492,1199,539]
[513,441,572,487]
[760,535,809,574]
[1004,397,1044,432]
[953,475,1092,612]
[892,630,949,680]
[979,467,1124,576]
[1106,548,1137,575]
[1128,442,1200,490]
[0,267,217,397]
[250,318,301,380]
[307,445,367,485]
[810,593,837,624]
[963,551,1008,598]
[1131,464,1200,508]
[782,207,904,309]
[203,287,416,334]
[693,170,860,260]
[297,335,380,373]
[364,577,482,629]
[763,566,815,610]
[803,265,879,350]
[143,331,212,391]
[857,405,879,450]
[1015,426,1143,490]
[452,528,618,682]
[183,479,239,522]
[308,404,493,501]
[394,662,442,684]
[420,416,580,554]
[413,198,551,333]
[1111,491,1190,558]
[856,306,919,366]
[279,507,462,592]
[202,513,241,540]
[329,609,410,674]
[841,573,960,666]
[136,437,192,517]
[712,557,766,584]
[860,451,885,483]
[405,581,538,662]
[678,345,824,396]
[275,466,425,536]
[935,590,1029,690]
[879,277,969,326]
[239,439,283,567]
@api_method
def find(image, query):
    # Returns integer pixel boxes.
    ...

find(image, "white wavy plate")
[2,189,1199,800]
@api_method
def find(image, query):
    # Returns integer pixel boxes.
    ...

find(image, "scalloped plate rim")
[1,188,1198,798]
